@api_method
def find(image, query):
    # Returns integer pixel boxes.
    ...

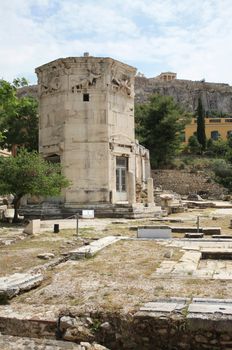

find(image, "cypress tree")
[196,98,206,150]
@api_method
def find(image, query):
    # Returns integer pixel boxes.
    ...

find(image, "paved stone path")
[154,239,232,280]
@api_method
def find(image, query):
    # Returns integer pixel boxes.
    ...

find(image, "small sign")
[82,210,95,219]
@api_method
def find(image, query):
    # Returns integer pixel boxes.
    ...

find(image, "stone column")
[128,171,136,204]
[147,177,154,203]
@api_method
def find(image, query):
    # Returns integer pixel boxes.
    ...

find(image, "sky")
[1,0,232,85]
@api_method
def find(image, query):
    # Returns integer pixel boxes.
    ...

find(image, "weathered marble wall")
[36,56,150,208]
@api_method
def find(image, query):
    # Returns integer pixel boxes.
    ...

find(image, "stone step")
[20,203,161,219]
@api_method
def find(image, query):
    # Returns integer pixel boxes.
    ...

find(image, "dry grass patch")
[0,230,83,276]
[16,240,183,312]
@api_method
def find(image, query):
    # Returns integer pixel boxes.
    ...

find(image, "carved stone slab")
[0,273,43,299]
[68,236,122,259]
[189,298,232,315]
[137,297,190,315]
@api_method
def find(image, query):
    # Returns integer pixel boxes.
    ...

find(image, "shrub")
[211,159,232,192]
[188,135,201,154]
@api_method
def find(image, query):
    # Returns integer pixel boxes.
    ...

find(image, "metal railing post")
[76,213,79,236]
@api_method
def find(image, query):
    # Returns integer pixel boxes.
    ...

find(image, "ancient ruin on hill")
[135,73,232,114]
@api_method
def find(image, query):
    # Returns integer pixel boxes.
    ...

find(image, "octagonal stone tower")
[35,55,155,217]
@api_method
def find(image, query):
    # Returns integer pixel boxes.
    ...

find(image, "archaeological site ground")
[2,55,232,349]
[1,202,232,349]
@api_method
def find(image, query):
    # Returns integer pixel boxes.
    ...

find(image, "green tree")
[135,94,191,167]
[0,80,16,142]
[188,135,201,154]
[226,134,232,163]
[0,149,70,221]
[0,78,38,153]
[196,98,206,150]
[208,139,228,157]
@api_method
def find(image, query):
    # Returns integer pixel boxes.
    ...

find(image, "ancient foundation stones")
[37,253,55,260]
[59,315,95,343]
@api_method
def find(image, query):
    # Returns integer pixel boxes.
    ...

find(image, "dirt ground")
[1,205,232,313]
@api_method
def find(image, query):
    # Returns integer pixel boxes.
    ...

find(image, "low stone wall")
[54,309,232,350]
[0,316,57,339]
[131,313,232,350]
[1,299,232,349]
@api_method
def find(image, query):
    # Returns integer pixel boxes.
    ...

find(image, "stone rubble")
[59,315,95,343]
[37,253,55,260]
[152,169,227,198]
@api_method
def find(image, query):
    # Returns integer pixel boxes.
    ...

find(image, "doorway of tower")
[116,156,128,202]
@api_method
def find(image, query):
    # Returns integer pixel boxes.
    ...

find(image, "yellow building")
[185,117,232,142]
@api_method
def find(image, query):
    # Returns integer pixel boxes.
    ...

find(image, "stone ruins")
[3,56,232,350]
[35,54,157,218]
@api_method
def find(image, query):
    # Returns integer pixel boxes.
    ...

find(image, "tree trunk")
[12,195,22,223]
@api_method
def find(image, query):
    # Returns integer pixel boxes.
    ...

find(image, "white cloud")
[0,0,232,85]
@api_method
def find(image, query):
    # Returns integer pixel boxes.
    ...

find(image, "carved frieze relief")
[70,62,102,92]
[37,71,62,96]
[111,62,134,97]
[37,60,71,96]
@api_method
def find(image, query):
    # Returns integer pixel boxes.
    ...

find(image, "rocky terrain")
[152,169,227,198]
[135,76,232,114]
[17,84,38,99]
